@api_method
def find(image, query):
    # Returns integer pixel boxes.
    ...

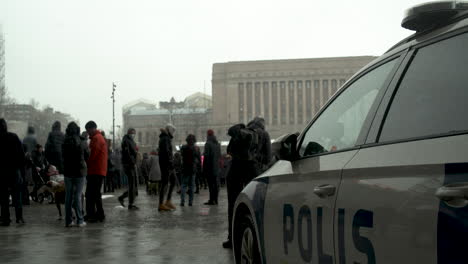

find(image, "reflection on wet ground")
[0,187,234,264]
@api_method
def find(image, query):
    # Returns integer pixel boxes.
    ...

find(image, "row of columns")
[238,79,346,126]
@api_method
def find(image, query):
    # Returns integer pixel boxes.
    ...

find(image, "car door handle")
[435,183,468,201]
[313,184,336,198]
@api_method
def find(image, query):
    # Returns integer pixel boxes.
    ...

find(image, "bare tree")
[0,85,15,116]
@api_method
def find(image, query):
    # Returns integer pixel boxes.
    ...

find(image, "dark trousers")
[85,175,105,220]
[207,173,219,203]
[159,169,175,204]
[104,171,115,193]
[226,160,257,241]
[114,169,121,189]
[120,165,136,206]
[0,170,23,223]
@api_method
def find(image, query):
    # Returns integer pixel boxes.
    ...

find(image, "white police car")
[232,2,468,263]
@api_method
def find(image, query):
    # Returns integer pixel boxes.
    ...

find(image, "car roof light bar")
[402,1,468,32]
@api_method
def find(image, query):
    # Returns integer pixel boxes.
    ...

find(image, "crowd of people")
[0,116,271,249]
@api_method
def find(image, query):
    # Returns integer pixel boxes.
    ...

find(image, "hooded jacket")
[158,128,174,172]
[62,122,87,178]
[227,123,248,161]
[121,134,137,167]
[203,134,221,178]
[0,119,25,182]
[45,121,65,171]
[247,117,272,168]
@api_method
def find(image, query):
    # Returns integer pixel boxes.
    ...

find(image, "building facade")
[211,56,377,139]
[2,104,73,144]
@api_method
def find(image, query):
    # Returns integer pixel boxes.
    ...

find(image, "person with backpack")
[222,117,272,249]
[246,117,272,176]
[203,129,221,205]
[180,134,201,206]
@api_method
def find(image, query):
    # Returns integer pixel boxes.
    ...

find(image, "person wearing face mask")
[118,128,139,210]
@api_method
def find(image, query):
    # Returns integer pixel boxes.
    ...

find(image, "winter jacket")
[181,143,201,177]
[148,154,161,182]
[32,150,48,170]
[247,117,272,169]
[173,152,182,176]
[158,129,174,172]
[227,123,248,161]
[203,135,221,179]
[45,121,65,172]
[0,121,25,184]
[121,134,137,166]
[23,134,37,154]
[62,134,87,178]
[87,131,108,176]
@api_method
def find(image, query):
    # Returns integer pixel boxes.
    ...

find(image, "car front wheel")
[235,214,261,264]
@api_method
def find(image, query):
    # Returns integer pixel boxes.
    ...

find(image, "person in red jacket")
[84,121,108,222]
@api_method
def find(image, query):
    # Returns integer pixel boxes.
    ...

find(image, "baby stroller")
[48,173,66,220]
[30,165,55,204]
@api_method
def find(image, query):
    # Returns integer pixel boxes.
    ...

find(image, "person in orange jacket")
[84,121,108,222]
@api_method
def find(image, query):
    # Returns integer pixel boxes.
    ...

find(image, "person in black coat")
[0,118,26,226]
[45,121,65,173]
[62,122,87,227]
[222,117,272,248]
[180,134,201,206]
[118,128,139,210]
[203,129,221,205]
[158,124,176,211]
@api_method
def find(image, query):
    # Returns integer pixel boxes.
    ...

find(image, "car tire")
[234,214,261,264]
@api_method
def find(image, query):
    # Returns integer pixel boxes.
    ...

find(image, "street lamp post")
[111,82,116,150]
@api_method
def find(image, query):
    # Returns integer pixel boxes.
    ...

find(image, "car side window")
[299,59,397,157]
[379,32,468,142]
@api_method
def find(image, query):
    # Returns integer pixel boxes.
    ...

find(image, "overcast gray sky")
[0,0,427,133]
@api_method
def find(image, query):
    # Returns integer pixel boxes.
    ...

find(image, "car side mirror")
[271,133,298,162]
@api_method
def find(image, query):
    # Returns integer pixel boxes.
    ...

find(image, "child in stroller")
[31,165,67,220]
[30,164,55,204]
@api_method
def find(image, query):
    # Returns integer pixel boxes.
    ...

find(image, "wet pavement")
[0,186,234,264]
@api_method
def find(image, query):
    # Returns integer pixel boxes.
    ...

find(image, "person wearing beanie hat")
[203,129,221,205]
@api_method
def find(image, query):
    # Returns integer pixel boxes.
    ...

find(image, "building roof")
[122,99,157,113]
[129,107,209,116]
[184,92,212,108]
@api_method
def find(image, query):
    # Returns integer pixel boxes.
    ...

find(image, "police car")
[232,1,468,263]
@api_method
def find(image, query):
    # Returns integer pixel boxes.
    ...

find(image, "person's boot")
[118,196,125,207]
[158,203,171,211]
[165,200,176,210]
[222,240,232,249]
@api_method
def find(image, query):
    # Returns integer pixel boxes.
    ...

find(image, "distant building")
[122,93,212,152]
[2,104,73,145]
[211,56,377,139]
